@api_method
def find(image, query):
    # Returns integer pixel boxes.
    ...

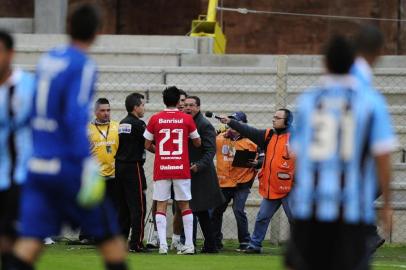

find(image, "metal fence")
[92,56,406,245]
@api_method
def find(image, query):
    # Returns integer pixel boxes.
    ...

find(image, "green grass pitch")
[36,240,406,270]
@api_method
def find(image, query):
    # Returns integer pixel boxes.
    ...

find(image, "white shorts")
[152,179,191,201]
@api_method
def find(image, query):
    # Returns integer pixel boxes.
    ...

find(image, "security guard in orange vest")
[220,109,295,254]
[212,112,260,252]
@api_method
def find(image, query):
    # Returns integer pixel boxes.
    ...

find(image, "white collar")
[1,68,22,88]
[319,74,357,89]
[164,108,179,112]
[354,57,373,83]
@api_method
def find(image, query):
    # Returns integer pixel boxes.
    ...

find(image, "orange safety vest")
[216,133,258,188]
[258,129,295,199]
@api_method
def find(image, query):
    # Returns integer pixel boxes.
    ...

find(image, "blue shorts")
[19,159,119,241]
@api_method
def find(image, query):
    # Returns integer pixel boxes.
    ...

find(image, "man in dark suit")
[184,96,225,253]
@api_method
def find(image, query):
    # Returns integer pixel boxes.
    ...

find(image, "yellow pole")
[207,0,218,22]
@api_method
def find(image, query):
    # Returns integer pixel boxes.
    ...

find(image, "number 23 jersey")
[144,109,200,181]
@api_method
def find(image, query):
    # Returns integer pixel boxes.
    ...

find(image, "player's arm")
[375,153,391,216]
[192,137,201,148]
[188,118,201,148]
[147,142,155,153]
[143,119,155,153]
[144,139,154,152]
[370,96,398,235]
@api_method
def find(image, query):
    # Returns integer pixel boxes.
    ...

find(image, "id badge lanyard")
[95,124,111,153]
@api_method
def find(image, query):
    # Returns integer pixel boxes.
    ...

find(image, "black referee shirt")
[115,113,146,163]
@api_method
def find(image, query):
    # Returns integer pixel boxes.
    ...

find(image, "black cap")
[229,111,247,123]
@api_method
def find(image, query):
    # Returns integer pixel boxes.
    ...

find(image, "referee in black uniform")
[116,93,153,252]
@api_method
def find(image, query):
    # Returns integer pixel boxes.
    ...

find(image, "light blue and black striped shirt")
[291,74,397,224]
[0,69,35,190]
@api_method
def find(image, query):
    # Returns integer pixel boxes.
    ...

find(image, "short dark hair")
[186,96,201,106]
[277,108,293,127]
[354,24,383,56]
[68,3,101,42]
[179,89,187,97]
[0,30,13,50]
[125,93,144,113]
[324,35,355,74]
[95,98,109,108]
[163,86,181,107]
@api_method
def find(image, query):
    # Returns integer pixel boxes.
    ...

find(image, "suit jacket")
[189,112,225,212]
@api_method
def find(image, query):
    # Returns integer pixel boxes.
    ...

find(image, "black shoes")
[236,243,249,252]
[200,246,219,254]
[243,246,261,254]
[129,245,151,253]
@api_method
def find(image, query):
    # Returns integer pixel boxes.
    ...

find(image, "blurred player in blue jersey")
[0,30,35,269]
[351,24,387,254]
[5,4,129,270]
[285,36,397,270]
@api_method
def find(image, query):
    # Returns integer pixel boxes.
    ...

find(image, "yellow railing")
[190,0,226,54]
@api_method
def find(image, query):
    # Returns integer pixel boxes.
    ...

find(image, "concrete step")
[181,54,406,68]
[13,34,214,67]
[14,34,203,53]
[15,49,182,67]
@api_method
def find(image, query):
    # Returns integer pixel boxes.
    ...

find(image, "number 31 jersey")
[144,109,200,181]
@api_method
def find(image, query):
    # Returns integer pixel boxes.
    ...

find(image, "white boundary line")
[372,263,406,268]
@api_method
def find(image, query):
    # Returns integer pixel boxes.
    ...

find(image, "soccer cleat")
[44,237,55,245]
[146,234,159,249]
[170,238,182,251]
[159,246,168,255]
[177,245,195,255]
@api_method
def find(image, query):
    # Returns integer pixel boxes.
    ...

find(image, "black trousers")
[193,210,216,250]
[0,183,20,237]
[285,220,371,270]
[116,162,147,249]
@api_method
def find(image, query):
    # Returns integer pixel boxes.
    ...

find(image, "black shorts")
[0,184,20,237]
[285,220,372,270]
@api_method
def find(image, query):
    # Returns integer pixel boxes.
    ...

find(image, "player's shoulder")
[12,68,35,87]
[353,84,386,108]
[295,87,321,108]
[365,87,387,103]
[49,45,95,70]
